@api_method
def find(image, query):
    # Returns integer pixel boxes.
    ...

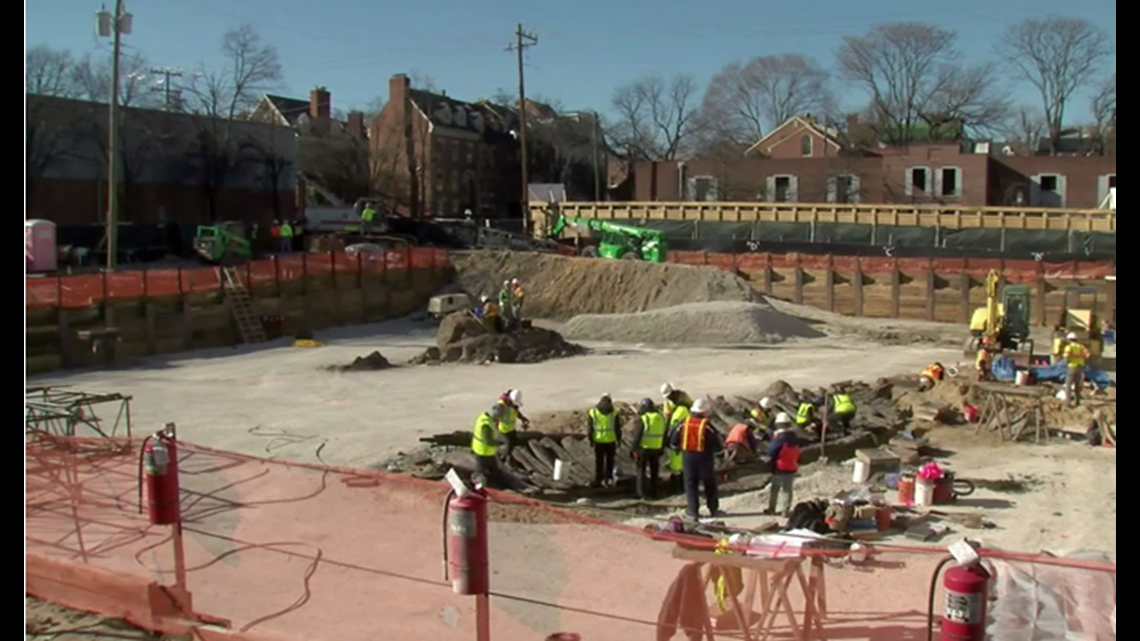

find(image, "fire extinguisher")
[138,423,182,526]
[927,551,992,641]
[441,486,489,595]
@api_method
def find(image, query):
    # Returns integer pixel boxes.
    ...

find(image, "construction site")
[25,243,1116,640]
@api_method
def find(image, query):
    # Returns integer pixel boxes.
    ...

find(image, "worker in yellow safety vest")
[1061,332,1090,407]
[661,382,692,493]
[826,386,857,435]
[469,403,524,490]
[278,220,294,253]
[496,389,529,462]
[749,397,775,431]
[794,396,818,430]
[632,398,666,499]
[360,202,377,233]
[587,394,620,487]
[918,362,946,391]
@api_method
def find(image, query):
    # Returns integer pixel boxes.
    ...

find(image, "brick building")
[627,115,1116,209]
[26,94,297,226]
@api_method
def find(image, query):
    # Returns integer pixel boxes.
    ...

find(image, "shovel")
[819,419,829,464]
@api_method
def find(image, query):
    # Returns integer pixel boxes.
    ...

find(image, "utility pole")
[96,0,132,270]
[506,24,537,235]
[150,67,184,110]
[591,111,601,202]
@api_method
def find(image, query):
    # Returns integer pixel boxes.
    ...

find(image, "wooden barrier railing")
[528,201,1117,236]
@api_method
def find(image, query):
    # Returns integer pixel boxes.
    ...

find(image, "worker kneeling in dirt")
[750,397,774,430]
[632,398,667,499]
[794,395,820,432]
[470,404,526,491]
[588,394,621,487]
[724,422,761,465]
[918,362,946,391]
[826,386,857,436]
[496,389,529,462]
[764,413,801,517]
[671,398,723,519]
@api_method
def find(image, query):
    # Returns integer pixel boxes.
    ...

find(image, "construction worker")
[661,383,692,493]
[724,422,760,464]
[361,201,377,234]
[482,296,501,332]
[587,394,620,487]
[976,342,992,381]
[510,278,525,322]
[632,398,666,499]
[826,386,857,436]
[765,413,801,517]
[496,389,529,462]
[749,397,775,431]
[278,219,294,253]
[269,221,281,252]
[794,395,818,431]
[1062,332,1090,407]
[918,362,946,391]
[670,397,722,519]
[469,404,525,491]
[498,280,515,330]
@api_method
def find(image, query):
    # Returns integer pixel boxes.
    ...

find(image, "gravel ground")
[563,300,826,345]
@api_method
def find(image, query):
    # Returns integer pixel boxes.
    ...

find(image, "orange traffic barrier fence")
[27,436,1115,641]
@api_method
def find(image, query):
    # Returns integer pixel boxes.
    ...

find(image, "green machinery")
[549,215,668,262]
[193,222,252,264]
[965,269,1034,357]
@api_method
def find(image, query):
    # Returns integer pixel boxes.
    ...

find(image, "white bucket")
[1015,371,1030,386]
[553,459,565,481]
[853,460,870,483]
[915,480,935,506]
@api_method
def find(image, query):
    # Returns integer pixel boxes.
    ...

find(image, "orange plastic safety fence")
[25,248,447,309]
[26,437,1116,641]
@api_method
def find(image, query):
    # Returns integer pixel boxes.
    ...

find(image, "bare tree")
[699,54,833,148]
[183,25,283,219]
[998,17,1112,154]
[69,51,156,107]
[1090,72,1116,156]
[609,74,701,161]
[1002,106,1048,155]
[918,63,1010,139]
[837,22,1004,144]
[26,45,80,98]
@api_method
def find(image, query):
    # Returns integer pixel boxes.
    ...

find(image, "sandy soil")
[24,597,176,640]
[27,317,961,469]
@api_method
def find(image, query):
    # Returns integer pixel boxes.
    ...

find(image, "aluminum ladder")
[220,266,268,344]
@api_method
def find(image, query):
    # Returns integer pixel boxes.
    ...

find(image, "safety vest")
[921,365,944,381]
[497,400,517,433]
[269,225,281,239]
[1063,343,1089,368]
[663,393,693,422]
[774,441,801,473]
[498,289,513,307]
[361,207,376,222]
[679,416,709,453]
[795,403,814,425]
[512,285,525,301]
[750,407,768,426]
[668,450,683,473]
[726,423,752,446]
[668,404,691,429]
[471,413,498,457]
[832,394,856,415]
[639,412,666,450]
[589,408,617,444]
[279,223,294,238]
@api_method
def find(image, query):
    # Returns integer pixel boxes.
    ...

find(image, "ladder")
[220,266,268,344]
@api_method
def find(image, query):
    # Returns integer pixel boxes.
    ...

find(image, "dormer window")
[435,104,452,125]
[454,108,467,128]
[472,112,485,131]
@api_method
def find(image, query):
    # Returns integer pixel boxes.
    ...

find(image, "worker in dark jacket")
[632,398,667,499]
[669,397,723,519]
[765,413,801,516]
[587,394,621,487]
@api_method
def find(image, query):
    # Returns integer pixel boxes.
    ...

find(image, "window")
[772,175,795,202]
[1033,173,1065,207]
[689,175,718,201]
[1108,175,1116,189]
[800,135,812,157]
[939,167,960,197]
[911,168,927,192]
[1040,175,1058,192]
[833,175,856,203]
[451,141,459,162]
[465,142,474,164]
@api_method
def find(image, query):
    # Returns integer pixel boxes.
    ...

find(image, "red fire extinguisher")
[442,487,489,596]
[937,561,991,641]
[138,423,182,525]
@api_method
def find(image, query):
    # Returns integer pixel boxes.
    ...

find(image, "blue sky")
[27,0,1115,122]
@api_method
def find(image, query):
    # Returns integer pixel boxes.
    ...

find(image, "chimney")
[803,113,815,124]
[390,73,410,107]
[310,86,331,136]
[347,111,365,139]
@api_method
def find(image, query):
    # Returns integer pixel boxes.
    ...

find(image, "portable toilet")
[25,219,58,273]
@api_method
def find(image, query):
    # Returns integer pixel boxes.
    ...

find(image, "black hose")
[441,488,456,583]
[927,555,956,641]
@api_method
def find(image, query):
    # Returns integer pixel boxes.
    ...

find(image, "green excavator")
[193,222,252,264]
[549,215,668,263]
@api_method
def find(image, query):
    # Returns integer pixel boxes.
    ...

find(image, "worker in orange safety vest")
[918,362,946,391]
[668,397,723,519]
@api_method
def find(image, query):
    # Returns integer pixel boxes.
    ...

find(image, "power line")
[149,66,184,110]
[506,24,538,234]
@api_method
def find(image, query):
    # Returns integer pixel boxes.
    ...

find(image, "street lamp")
[564,110,602,202]
[96,0,133,270]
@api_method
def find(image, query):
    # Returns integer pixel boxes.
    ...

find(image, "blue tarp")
[991,356,1111,388]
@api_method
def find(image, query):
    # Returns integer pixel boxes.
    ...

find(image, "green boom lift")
[549,215,668,263]
[193,222,252,264]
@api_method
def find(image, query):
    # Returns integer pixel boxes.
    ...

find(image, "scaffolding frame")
[25,386,133,440]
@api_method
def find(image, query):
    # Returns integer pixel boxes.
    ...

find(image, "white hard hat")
[660,382,675,397]
[511,278,519,285]
[503,280,510,287]
[775,412,791,425]
[1066,332,1078,341]
[691,397,710,415]
[508,389,523,406]
[759,397,772,410]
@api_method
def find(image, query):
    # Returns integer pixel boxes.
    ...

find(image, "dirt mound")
[562,301,826,345]
[324,351,395,372]
[412,312,587,364]
[450,251,761,320]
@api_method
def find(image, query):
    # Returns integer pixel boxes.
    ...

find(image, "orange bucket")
[897,475,916,505]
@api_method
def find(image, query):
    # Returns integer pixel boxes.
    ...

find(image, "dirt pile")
[563,301,826,345]
[450,250,761,320]
[411,312,587,364]
[324,351,395,372]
